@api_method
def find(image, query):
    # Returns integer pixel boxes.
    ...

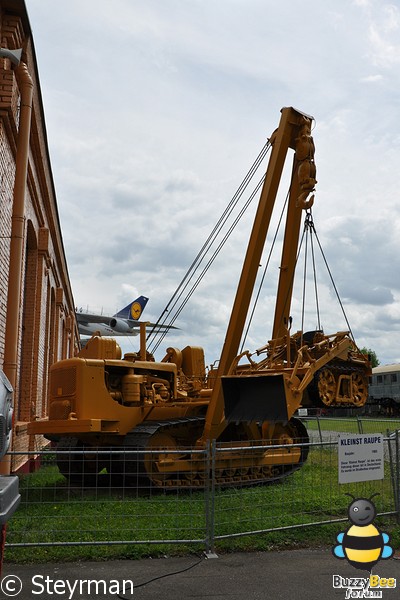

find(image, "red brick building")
[0,0,80,471]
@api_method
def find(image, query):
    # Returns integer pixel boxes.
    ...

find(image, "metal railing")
[4,428,399,560]
[298,415,400,441]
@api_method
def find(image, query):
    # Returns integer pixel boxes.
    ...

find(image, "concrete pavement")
[2,548,400,599]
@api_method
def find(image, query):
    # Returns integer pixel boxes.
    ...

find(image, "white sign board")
[297,408,308,417]
[338,433,384,484]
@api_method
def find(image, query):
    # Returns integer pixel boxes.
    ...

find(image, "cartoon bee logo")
[333,493,393,572]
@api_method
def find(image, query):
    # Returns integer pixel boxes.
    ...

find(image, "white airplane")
[76,296,173,337]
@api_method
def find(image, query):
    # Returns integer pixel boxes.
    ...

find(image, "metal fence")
[4,422,400,561]
[302,415,400,442]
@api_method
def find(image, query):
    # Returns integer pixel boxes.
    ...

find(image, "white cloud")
[360,74,383,82]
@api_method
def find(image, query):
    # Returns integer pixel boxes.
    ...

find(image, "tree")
[360,347,379,368]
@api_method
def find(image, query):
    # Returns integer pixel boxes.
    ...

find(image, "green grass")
[5,439,399,564]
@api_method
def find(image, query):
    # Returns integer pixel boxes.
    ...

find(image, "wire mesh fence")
[212,437,397,547]
[4,424,400,561]
[6,446,210,561]
[300,415,400,442]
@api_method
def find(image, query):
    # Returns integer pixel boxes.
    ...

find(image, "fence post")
[397,430,400,524]
[387,429,397,517]
[204,440,217,557]
[357,416,363,434]
[316,414,322,443]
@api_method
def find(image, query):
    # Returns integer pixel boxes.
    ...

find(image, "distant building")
[368,364,400,415]
[0,0,79,471]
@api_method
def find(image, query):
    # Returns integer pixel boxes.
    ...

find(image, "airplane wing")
[145,322,178,332]
[76,313,114,326]
[108,320,178,332]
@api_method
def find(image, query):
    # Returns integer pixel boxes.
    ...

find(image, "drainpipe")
[1,49,34,474]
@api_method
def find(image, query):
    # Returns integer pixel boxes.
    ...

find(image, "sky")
[25,0,400,366]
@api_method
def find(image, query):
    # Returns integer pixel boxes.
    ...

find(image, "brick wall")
[0,2,80,470]
[0,121,14,366]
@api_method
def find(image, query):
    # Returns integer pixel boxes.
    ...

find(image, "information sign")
[338,433,384,484]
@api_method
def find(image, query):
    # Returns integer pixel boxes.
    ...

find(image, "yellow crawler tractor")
[28,107,371,487]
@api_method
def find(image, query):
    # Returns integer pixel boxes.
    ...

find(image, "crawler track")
[57,417,310,489]
[309,360,370,408]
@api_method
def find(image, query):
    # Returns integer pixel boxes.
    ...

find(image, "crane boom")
[201,107,316,442]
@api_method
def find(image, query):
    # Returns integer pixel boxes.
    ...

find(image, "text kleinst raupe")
[340,436,382,446]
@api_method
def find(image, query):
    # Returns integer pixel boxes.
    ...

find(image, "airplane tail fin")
[113,296,149,321]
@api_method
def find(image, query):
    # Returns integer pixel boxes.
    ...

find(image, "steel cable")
[149,174,266,354]
[147,141,271,352]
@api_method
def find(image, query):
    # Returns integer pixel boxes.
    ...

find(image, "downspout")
[1,53,34,474]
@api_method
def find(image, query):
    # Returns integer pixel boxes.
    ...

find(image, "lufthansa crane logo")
[130,302,142,320]
[332,493,393,572]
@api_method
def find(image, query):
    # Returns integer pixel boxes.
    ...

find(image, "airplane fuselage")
[78,323,139,337]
